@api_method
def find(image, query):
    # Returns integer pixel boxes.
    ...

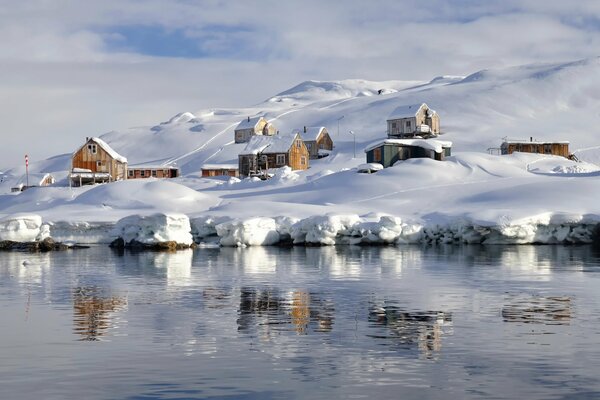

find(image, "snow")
[364,139,452,153]
[239,133,299,155]
[111,213,193,245]
[86,137,127,164]
[357,163,384,173]
[2,58,600,246]
[299,127,326,141]
[388,103,429,120]
[235,116,264,131]
[201,163,238,170]
[0,214,49,242]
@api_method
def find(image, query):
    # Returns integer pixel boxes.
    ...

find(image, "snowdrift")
[111,213,194,247]
[0,214,49,242]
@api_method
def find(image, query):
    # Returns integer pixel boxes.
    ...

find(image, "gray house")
[234,116,277,143]
[365,139,452,168]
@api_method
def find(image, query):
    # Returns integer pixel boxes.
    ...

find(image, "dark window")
[373,148,382,162]
[151,170,157,177]
[140,170,145,177]
[128,170,134,177]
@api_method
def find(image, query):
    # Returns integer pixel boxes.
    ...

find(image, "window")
[140,170,145,177]
[405,120,412,129]
[300,156,306,166]
[88,144,97,154]
[296,140,302,148]
[373,148,382,162]
[306,143,312,150]
[392,122,397,129]
[151,170,157,177]
[276,154,286,165]
[128,170,134,178]
[544,144,552,154]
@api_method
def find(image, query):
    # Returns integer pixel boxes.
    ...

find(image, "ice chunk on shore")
[111,213,193,245]
[291,215,362,245]
[0,214,49,242]
[216,217,280,246]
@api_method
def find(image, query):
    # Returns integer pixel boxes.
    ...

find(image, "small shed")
[500,139,570,158]
[234,116,277,143]
[71,137,127,186]
[201,164,239,178]
[11,173,55,192]
[127,165,180,179]
[365,138,452,167]
[387,103,440,138]
[238,133,309,177]
[299,126,334,159]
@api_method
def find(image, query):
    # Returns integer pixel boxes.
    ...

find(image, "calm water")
[2,245,600,400]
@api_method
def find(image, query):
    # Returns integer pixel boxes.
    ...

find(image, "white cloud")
[0,0,599,168]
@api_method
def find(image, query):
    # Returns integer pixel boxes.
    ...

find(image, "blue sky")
[1,0,600,167]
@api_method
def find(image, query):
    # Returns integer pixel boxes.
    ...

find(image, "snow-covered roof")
[14,173,53,187]
[388,103,436,120]
[235,116,265,131]
[502,139,570,145]
[365,138,452,153]
[239,133,300,155]
[201,163,239,170]
[74,137,127,163]
[298,127,327,141]
[129,163,179,169]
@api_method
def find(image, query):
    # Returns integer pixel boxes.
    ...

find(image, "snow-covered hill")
[1,58,600,245]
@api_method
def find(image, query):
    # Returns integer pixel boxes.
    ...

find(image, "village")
[8,102,576,192]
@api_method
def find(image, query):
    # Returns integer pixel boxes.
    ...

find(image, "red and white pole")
[25,154,29,188]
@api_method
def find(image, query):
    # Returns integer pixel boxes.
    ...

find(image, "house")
[500,138,570,158]
[11,173,55,192]
[365,138,452,168]
[238,133,309,177]
[387,103,440,138]
[201,164,239,178]
[234,116,277,143]
[70,137,127,186]
[127,165,180,179]
[298,126,334,159]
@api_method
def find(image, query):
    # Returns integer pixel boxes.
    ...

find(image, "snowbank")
[111,213,193,246]
[0,214,49,242]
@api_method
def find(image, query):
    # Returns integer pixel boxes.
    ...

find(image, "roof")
[14,173,53,186]
[74,137,127,163]
[502,139,570,145]
[234,116,266,131]
[239,133,300,155]
[365,138,452,153]
[129,163,179,169]
[201,163,239,170]
[298,127,326,141]
[388,103,436,120]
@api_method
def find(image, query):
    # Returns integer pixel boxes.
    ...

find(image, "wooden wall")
[502,143,569,158]
[201,169,239,177]
[72,140,127,181]
[128,168,180,179]
[287,137,309,171]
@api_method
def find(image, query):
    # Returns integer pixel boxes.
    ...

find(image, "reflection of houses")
[11,173,55,192]
[298,126,333,159]
[237,287,334,336]
[234,116,277,144]
[387,103,440,138]
[201,164,239,178]
[73,287,127,341]
[369,302,452,358]
[127,164,180,179]
[365,138,452,167]
[501,138,570,158]
[502,296,571,325]
[70,137,127,186]
[238,133,309,177]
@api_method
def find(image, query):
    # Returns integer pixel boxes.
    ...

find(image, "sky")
[1,0,600,169]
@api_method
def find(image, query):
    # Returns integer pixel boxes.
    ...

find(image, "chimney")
[86,137,89,142]
[247,116,250,122]
[303,126,307,133]
[530,137,533,142]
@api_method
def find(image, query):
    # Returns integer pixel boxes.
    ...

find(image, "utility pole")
[25,154,29,188]
[337,115,344,137]
[349,131,356,158]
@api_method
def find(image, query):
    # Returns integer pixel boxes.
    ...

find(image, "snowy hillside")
[1,57,600,245]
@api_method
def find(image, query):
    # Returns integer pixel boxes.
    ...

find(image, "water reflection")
[73,286,127,341]
[368,300,452,359]
[237,287,334,337]
[502,295,572,325]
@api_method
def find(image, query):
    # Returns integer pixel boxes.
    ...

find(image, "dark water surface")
[1,245,600,400]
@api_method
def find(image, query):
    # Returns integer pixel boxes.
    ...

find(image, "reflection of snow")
[152,249,193,286]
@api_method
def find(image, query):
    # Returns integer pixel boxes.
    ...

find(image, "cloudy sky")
[1,0,600,168]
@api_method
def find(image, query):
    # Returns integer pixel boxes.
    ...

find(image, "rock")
[109,238,195,251]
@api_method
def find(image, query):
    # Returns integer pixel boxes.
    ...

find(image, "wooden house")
[365,139,452,168]
[238,133,309,177]
[127,165,180,179]
[387,103,440,138]
[201,164,239,178]
[500,139,570,158]
[299,126,334,159]
[234,116,277,143]
[70,137,127,186]
[11,173,55,192]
